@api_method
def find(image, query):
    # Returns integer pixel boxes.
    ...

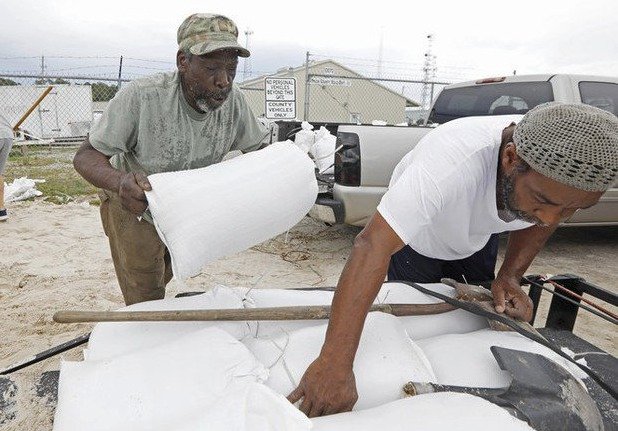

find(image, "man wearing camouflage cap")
[289,102,618,417]
[74,13,267,305]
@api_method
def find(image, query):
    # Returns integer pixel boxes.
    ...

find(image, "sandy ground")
[1,200,617,429]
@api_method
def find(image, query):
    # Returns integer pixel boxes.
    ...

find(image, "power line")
[123,57,175,65]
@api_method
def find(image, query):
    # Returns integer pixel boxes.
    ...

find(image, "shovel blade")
[491,346,604,431]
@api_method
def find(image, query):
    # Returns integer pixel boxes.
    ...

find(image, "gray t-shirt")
[89,71,267,175]
[0,113,13,139]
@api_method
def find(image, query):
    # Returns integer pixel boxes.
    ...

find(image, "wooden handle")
[53,302,455,324]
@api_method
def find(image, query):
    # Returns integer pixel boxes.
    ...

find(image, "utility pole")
[420,34,437,110]
[117,55,123,89]
[40,55,46,77]
[242,28,253,82]
[304,51,311,121]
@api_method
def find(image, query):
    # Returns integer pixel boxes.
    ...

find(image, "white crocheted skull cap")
[513,102,618,191]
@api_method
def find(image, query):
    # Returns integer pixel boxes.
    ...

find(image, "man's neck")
[179,73,204,114]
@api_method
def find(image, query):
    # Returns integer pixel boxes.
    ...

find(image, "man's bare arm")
[492,224,557,321]
[74,137,123,192]
[287,212,404,417]
[73,138,151,215]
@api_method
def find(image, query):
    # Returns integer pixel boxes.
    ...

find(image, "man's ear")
[177,50,188,72]
[502,142,520,174]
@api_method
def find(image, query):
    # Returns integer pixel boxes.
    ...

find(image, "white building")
[240,60,418,124]
[0,84,93,139]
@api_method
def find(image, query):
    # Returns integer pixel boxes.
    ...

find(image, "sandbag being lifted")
[146,142,318,280]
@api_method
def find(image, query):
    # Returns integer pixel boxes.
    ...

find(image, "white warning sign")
[265,77,296,119]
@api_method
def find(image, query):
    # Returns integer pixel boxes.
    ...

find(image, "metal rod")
[12,85,53,131]
[0,333,90,375]
[117,55,123,89]
[525,278,618,325]
[546,279,618,320]
[303,51,310,121]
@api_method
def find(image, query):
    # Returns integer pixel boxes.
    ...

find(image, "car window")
[579,81,617,116]
[428,81,554,124]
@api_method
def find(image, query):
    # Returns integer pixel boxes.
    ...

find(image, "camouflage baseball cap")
[177,13,250,58]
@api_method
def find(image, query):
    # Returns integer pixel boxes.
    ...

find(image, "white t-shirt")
[377,115,533,261]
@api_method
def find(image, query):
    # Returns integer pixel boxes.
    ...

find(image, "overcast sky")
[1,0,617,83]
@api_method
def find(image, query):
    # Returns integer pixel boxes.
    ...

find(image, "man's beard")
[499,172,547,226]
[195,89,231,112]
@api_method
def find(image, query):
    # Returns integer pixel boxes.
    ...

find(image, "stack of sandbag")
[145,141,318,280]
[293,121,337,174]
[310,127,337,174]
[54,282,583,430]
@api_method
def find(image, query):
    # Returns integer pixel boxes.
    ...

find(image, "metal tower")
[421,34,437,110]
[242,28,253,82]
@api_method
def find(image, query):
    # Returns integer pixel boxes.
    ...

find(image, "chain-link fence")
[0,52,459,143]
[239,53,454,126]
[0,74,125,143]
[305,73,449,125]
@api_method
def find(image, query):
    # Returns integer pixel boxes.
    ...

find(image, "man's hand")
[118,172,151,215]
[491,275,533,322]
[287,356,358,418]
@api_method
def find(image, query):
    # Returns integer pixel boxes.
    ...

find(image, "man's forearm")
[73,138,123,193]
[498,225,557,280]
[319,233,393,367]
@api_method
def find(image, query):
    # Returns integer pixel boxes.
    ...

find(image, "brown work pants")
[99,190,172,305]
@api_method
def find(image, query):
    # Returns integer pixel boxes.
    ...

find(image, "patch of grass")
[5,146,98,203]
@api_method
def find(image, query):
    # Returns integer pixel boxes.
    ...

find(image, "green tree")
[89,82,118,102]
[35,77,70,85]
[0,77,19,86]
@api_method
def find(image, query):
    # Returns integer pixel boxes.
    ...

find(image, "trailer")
[0,84,93,140]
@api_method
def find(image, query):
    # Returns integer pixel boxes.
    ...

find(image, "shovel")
[403,346,604,431]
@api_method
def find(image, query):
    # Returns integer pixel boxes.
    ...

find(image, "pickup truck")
[310,74,618,227]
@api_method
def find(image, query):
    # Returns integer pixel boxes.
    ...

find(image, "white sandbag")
[146,142,318,280]
[309,127,336,174]
[376,282,489,339]
[53,328,268,431]
[417,328,588,388]
[242,312,436,410]
[86,286,250,361]
[236,287,335,337]
[293,121,315,153]
[311,392,533,431]
[174,383,311,431]
[5,176,44,202]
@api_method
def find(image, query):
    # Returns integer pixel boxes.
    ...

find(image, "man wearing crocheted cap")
[290,102,618,417]
[74,13,268,305]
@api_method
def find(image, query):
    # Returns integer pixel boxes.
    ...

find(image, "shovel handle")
[53,302,455,324]
[404,381,505,398]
